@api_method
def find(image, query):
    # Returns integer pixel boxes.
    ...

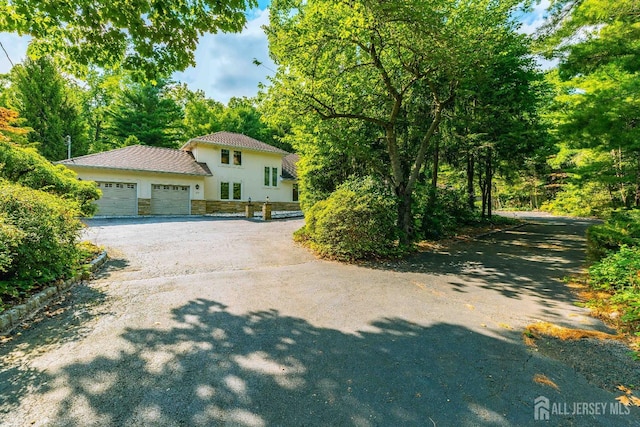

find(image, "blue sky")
[0,0,550,105]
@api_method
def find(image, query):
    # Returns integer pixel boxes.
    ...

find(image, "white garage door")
[151,184,190,215]
[95,182,137,216]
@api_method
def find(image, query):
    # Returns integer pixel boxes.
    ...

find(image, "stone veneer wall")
[191,200,207,215]
[138,198,151,215]
[205,200,300,214]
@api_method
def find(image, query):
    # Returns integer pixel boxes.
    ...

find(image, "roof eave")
[63,164,212,177]
[187,139,288,156]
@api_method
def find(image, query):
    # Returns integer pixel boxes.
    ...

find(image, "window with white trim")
[264,166,278,187]
[233,182,242,200]
[221,182,230,200]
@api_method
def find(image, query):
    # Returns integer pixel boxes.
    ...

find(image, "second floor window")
[221,149,230,164]
[264,166,278,187]
[233,150,242,165]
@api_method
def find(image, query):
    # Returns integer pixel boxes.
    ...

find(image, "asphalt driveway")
[1,214,638,426]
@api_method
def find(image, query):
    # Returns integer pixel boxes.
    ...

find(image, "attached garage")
[151,184,190,215]
[95,182,137,216]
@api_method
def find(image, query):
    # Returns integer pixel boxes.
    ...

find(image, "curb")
[0,251,109,336]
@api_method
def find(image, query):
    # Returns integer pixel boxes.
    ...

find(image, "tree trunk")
[486,150,493,218]
[466,154,475,210]
[397,186,413,246]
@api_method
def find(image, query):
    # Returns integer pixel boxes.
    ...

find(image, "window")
[293,183,299,202]
[221,149,230,164]
[220,182,229,200]
[233,150,242,165]
[264,167,279,187]
[233,182,242,200]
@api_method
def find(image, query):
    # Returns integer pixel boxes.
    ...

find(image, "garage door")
[95,182,137,216]
[151,184,190,215]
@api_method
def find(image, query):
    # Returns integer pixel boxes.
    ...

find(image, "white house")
[59,132,300,216]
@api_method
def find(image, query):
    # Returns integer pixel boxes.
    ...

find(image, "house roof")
[282,153,299,180]
[184,131,289,155]
[58,145,212,176]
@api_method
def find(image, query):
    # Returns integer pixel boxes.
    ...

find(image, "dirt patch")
[527,334,640,398]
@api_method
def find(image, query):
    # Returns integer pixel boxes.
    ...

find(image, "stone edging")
[0,251,109,336]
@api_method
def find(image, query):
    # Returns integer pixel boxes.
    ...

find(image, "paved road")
[1,214,638,426]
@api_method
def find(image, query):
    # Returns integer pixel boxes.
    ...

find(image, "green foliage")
[7,56,88,160]
[0,213,25,274]
[298,177,399,261]
[105,80,184,148]
[0,179,84,307]
[539,0,640,211]
[589,245,640,291]
[588,243,640,329]
[0,140,100,216]
[586,210,640,262]
[0,0,256,79]
[414,186,476,239]
[541,182,611,218]
[266,0,537,241]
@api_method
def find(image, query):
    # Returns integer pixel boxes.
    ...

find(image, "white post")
[65,135,71,159]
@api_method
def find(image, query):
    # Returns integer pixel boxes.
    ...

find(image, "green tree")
[442,31,547,218]
[105,79,184,148]
[0,0,257,79]
[167,84,224,139]
[538,0,640,209]
[266,0,525,242]
[82,69,125,153]
[7,56,88,160]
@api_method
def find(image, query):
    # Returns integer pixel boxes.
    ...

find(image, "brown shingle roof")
[58,145,212,176]
[282,153,299,180]
[185,131,289,155]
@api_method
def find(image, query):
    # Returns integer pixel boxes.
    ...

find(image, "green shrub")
[588,245,640,330]
[541,182,610,218]
[300,176,399,261]
[0,179,84,305]
[0,141,100,216]
[589,245,640,291]
[586,210,640,262]
[414,185,476,239]
[0,214,25,274]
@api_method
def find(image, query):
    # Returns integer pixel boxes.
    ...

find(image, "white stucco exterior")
[189,143,295,203]
[70,167,207,200]
[62,134,300,216]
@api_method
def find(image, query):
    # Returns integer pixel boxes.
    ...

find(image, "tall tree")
[266,0,525,242]
[167,84,224,139]
[105,79,184,148]
[442,30,547,217]
[82,69,125,153]
[8,56,88,160]
[538,0,640,207]
[0,0,257,78]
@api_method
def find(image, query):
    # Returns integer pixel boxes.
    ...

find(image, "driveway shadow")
[371,217,598,309]
[2,299,636,426]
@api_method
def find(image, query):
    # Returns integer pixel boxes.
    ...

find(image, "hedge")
[297,176,399,261]
[0,141,100,216]
[0,179,84,306]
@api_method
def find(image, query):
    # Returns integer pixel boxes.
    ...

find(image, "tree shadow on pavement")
[4,298,637,426]
[372,217,598,309]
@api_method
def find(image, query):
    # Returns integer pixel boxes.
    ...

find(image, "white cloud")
[173,8,276,104]
[517,0,551,36]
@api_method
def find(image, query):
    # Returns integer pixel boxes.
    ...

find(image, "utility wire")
[0,40,14,68]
